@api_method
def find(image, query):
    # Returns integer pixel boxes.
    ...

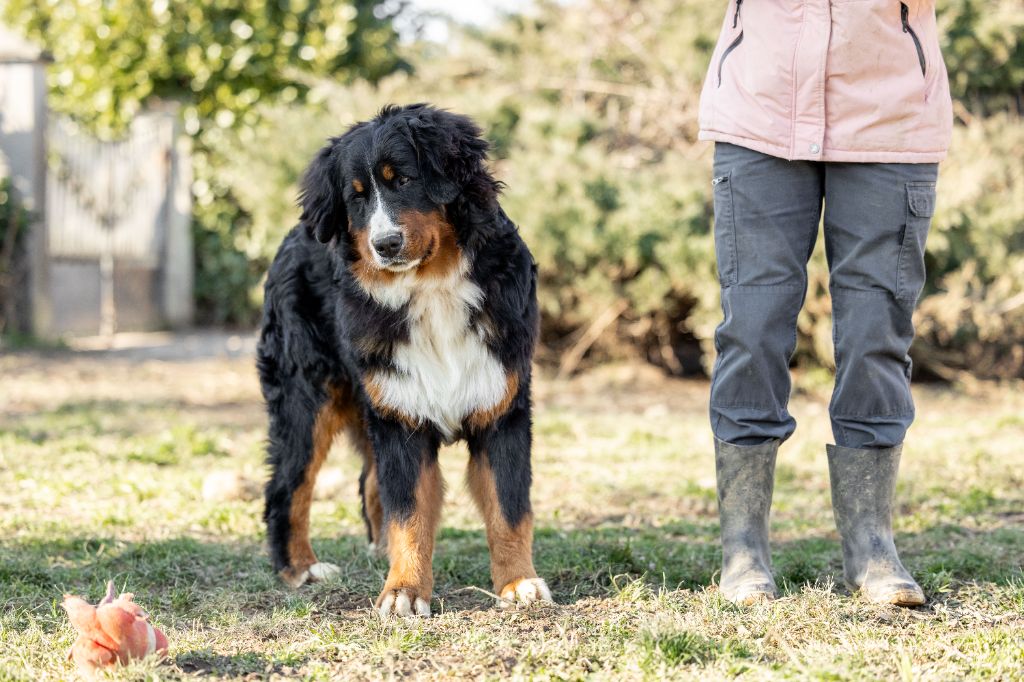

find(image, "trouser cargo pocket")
[896,182,935,304]
[712,172,738,287]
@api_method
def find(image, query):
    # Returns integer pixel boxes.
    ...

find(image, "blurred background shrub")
[4,0,1023,378]
[3,0,408,324]
[0,176,30,335]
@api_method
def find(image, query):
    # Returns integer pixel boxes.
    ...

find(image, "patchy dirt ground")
[1,337,1022,680]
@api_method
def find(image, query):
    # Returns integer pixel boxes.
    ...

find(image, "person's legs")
[822,161,938,605]
[710,143,824,442]
[709,142,823,603]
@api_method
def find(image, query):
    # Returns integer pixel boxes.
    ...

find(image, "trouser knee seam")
[711,401,780,410]
[832,408,915,419]
[722,284,806,294]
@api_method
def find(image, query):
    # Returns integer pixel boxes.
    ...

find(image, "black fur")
[257,104,539,576]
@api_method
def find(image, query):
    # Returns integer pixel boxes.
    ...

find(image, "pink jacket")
[698,0,954,163]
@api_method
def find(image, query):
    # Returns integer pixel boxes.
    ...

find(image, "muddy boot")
[827,444,925,606]
[715,438,779,605]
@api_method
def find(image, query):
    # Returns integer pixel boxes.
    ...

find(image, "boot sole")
[845,580,925,607]
[875,588,926,607]
[735,591,776,606]
[722,586,777,606]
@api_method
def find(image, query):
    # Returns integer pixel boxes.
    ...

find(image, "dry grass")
[1,349,1022,680]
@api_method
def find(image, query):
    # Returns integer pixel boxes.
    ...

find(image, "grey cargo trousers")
[710,142,939,449]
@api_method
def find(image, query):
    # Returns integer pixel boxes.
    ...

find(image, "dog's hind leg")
[352,419,384,552]
[466,406,553,608]
[264,383,350,588]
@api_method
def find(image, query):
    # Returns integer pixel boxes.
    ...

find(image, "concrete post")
[161,105,194,328]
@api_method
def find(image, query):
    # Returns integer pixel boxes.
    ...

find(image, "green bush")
[3,0,409,327]
[3,0,408,138]
[191,105,332,324]
[181,0,1024,378]
[939,0,1024,115]
[6,0,1023,378]
[0,176,31,335]
[914,115,1024,378]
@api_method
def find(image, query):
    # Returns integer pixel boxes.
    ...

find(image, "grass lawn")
[1,349,1022,680]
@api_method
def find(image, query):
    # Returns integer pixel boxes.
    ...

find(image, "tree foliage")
[939,0,1024,114]
[5,0,1023,377]
[3,0,407,138]
[214,0,1023,377]
[0,176,30,335]
[3,0,409,324]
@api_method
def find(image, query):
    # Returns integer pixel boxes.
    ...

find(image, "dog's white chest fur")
[366,259,507,440]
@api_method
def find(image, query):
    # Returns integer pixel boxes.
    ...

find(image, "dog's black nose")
[372,233,404,259]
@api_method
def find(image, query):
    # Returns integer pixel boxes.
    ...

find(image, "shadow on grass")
[175,651,310,677]
[0,535,385,619]
[1,521,1021,629]
[530,518,1024,604]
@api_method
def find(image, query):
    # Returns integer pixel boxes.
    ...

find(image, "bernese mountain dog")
[257,104,551,617]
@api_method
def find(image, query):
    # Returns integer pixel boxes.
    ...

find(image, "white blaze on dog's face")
[367,173,420,272]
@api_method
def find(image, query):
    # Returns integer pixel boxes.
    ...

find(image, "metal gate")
[45,111,190,335]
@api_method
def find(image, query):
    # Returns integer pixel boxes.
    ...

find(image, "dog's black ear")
[298,139,346,244]
[406,106,490,205]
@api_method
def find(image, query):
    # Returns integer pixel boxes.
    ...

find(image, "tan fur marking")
[363,461,383,545]
[467,372,520,432]
[349,209,460,290]
[282,385,354,584]
[363,373,421,431]
[352,179,364,194]
[381,164,395,182]
[352,429,383,545]
[466,452,538,593]
[410,210,462,280]
[376,459,444,608]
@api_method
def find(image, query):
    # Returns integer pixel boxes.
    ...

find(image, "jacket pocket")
[717,0,744,87]
[900,3,927,78]
[712,172,739,287]
[896,182,935,303]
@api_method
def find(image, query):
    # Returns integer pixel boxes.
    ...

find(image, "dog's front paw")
[279,561,341,589]
[377,587,431,618]
[497,577,553,608]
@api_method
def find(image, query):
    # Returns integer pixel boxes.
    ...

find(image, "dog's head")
[298,104,495,281]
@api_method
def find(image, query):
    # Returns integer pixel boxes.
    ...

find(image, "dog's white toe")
[498,577,553,608]
[378,588,431,618]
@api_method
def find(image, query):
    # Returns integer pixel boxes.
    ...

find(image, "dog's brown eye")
[398,176,411,187]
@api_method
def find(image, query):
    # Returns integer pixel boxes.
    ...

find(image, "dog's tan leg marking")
[376,458,444,617]
[467,452,551,607]
[280,385,352,588]
[351,421,384,552]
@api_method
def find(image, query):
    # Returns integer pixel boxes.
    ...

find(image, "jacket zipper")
[718,0,744,87]
[900,3,927,77]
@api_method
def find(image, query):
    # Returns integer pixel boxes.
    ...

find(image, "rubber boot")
[715,438,779,604]
[827,444,925,606]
